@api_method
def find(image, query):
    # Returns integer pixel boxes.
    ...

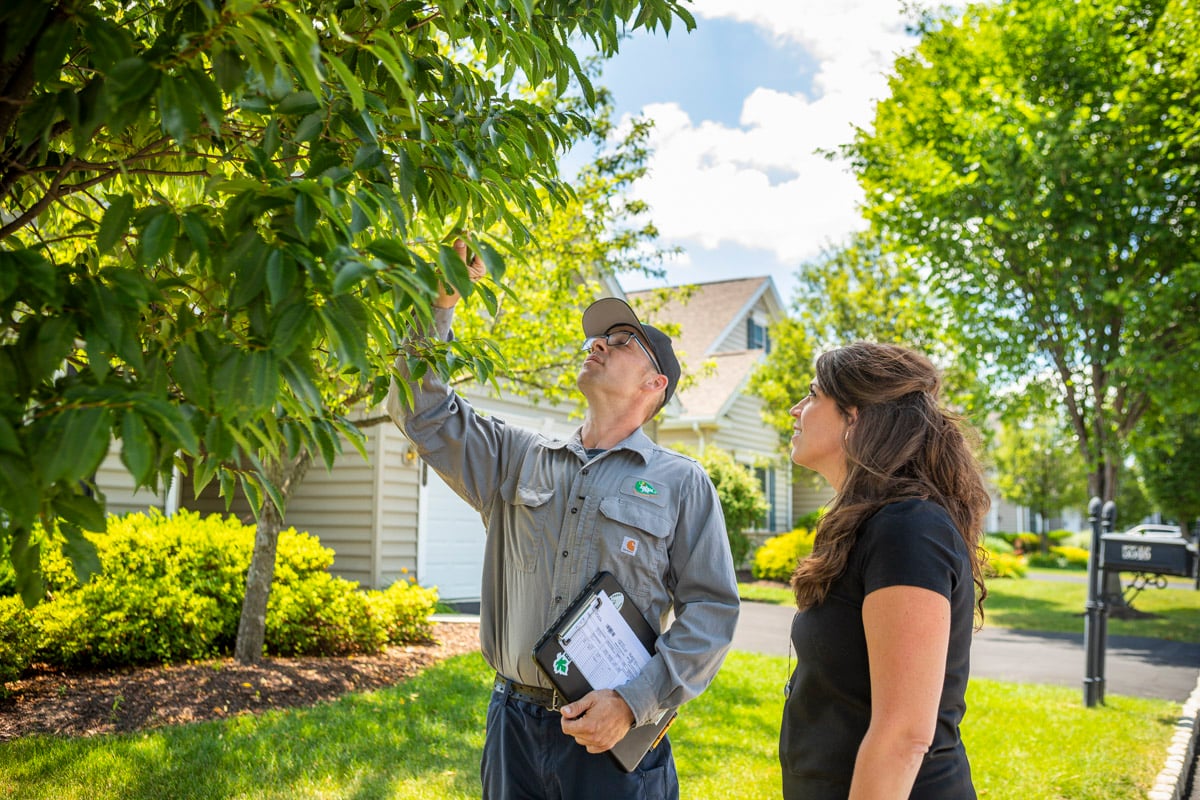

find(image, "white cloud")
[622,0,916,267]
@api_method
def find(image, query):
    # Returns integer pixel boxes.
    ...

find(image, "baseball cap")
[582,297,681,406]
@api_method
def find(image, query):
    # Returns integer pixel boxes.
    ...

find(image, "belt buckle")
[550,689,561,711]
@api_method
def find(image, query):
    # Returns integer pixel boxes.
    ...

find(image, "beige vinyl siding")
[375,424,421,588]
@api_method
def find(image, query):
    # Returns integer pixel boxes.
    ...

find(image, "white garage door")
[418,464,486,602]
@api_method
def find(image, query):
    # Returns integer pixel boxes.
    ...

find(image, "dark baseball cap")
[582,297,681,406]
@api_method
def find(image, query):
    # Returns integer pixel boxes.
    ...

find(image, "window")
[755,466,777,532]
[747,317,770,353]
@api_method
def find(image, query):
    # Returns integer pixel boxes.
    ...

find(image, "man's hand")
[433,238,486,309]
[559,689,636,753]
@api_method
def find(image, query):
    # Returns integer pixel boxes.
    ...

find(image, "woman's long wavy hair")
[790,342,990,623]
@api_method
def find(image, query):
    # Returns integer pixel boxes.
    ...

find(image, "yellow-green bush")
[6,510,439,671]
[0,597,35,692]
[1028,544,1090,570]
[984,550,1028,579]
[752,528,815,582]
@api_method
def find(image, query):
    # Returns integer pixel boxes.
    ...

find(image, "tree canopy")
[847,0,1200,504]
[0,0,695,607]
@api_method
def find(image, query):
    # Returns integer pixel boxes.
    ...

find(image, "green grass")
[0,650,1178,799]
[739,576,1200,641]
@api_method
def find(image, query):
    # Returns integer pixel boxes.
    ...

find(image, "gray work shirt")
[386,307,739,727]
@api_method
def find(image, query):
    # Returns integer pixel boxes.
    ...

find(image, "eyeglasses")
[582,330,662,375]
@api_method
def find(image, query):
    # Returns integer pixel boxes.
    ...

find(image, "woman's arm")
[849,584,951,799]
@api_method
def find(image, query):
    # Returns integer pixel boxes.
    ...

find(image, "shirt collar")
[544,428,655,465]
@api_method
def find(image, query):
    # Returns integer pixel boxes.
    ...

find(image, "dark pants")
[481,690,679,800]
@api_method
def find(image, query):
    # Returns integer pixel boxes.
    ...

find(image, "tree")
[1133,413,1200,531]
[0,0,696,664]
[450,110,676,405]
[992,412,1088,552]
[673,445,767,569]
[846,0,1200,508]
[749,231,990,445]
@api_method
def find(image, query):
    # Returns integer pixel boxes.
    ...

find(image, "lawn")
[739,573,1200,642]
[0,649,1179,799]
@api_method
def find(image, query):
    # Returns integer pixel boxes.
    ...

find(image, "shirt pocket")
[496,479,552,573]
[597,496,674,605]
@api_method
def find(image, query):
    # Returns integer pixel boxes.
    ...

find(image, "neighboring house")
[627,276,792,545]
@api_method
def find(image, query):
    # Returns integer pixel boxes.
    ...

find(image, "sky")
[581,0,920,306]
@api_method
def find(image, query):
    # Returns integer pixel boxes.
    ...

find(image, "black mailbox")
[1100,531,1197,578]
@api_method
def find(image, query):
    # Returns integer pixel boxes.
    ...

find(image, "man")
[387,242,739,800]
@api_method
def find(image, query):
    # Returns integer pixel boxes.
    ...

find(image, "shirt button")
[555,596,563,604]
[562,550,568,558]
[570,507,578,514]
[582,468,589,475]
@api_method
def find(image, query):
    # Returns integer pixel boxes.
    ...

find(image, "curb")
[1150,673,1200,800]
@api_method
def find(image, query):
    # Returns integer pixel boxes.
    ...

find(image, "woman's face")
[789,380,852,489]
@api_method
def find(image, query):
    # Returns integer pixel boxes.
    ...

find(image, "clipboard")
[532,571,677,773]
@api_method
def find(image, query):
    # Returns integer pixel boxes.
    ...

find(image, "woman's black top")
[780,498,977,799]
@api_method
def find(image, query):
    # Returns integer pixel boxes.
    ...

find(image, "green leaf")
[0,415,21,455]
[294,192,317,240]
[0,454,37,531]
[34,18,75,83]
[57,521,101,587]
[276,90,320,115]
[295,111,324,142]
[11,528,43,607]
[333,260,373,295]
[475,239,506,281]
[56,490,108,533]
[173,342,211,408]
[157,75,201,143]
[97,194,135,254]
[120,410,155,484]
[212,46,245,94]
[139,208,179,266]
[36,407,112,485]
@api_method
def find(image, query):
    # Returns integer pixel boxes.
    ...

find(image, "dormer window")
[747,317,770,353]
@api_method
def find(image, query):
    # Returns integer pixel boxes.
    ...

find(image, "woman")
[780,342,989,799]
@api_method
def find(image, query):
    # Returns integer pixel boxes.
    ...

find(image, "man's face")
[577,324,662,400]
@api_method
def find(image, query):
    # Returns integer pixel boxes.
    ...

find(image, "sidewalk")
[733,601,1200,799]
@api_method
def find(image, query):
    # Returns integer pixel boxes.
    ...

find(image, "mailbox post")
[1083,498,1115,707]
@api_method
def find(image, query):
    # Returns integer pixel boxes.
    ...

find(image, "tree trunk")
[233,450,313,664]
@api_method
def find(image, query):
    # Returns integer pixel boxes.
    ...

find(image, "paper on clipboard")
[558,590,650,690]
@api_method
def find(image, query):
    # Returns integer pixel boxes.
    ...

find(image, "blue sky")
[575,1,918,305]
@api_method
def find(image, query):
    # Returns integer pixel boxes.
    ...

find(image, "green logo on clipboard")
[554,651,571,677]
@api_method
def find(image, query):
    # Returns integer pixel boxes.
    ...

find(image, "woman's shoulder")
[862,498,957,538]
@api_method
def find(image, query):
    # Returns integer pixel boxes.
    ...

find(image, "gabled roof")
[627,277,783,358]
[627,276,785,422]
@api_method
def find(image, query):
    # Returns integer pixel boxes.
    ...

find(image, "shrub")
[984,535,1014,555]
[0,597,36,691]
[1028,545,1090,570]
[794,508,823,531]
[752,528,815,582]
[8,510,441,669]
[369,573,439,645]
[984,550,1028,579]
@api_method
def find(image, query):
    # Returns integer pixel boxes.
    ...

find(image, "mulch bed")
[0,621,481,741]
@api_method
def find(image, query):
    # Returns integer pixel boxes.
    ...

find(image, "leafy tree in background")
[673,445,767,569]
[992,412,1088,553]
[749,230,990,445]
[847,0,1200,509]
[1133,414,1200,532]
[0,0,695,662]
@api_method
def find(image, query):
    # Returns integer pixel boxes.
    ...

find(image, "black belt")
[493,674,562,710]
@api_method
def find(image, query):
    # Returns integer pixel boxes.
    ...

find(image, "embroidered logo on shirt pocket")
[620,536,639,556]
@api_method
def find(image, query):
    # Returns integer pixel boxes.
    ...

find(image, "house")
[92,275,792,601]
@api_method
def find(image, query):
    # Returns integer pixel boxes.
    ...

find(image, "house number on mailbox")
[1121,544,1153,561]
